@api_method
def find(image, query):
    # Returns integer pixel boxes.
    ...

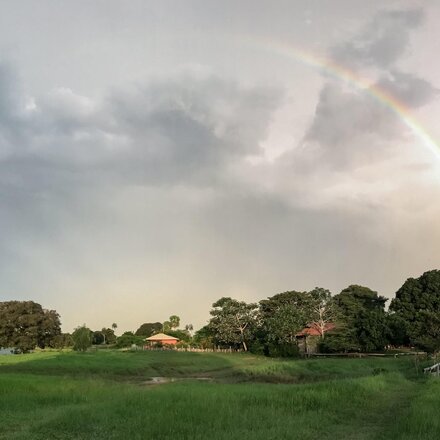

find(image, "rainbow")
[240,36,440,163]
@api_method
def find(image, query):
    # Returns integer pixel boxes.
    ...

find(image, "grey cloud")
[332,9,423,69]
[376,71,439,108]
[289,82,401,174]
[104,76,281,184]
[0,70,282,197]
[0,68,283,279]
[0,63,30,159]
[290,8,438,174]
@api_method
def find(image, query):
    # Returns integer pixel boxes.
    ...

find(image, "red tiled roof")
[296,322,336,337]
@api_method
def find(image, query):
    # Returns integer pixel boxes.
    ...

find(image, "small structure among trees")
[144,333,179,347]
[296,323,336,354]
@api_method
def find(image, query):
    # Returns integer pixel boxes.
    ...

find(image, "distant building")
[144,333,179,347]
[296,323,336,354]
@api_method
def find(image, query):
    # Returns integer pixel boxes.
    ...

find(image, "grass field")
[1,350,439,439]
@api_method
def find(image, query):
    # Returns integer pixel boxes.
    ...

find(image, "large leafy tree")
[135,322,163,337]
[0,301,61,352]
[389,270,440,352]
[260,291,312,345]
[208,297,258,351]
[325,285,388,352]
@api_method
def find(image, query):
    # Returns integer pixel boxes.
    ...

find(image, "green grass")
[0,350,439,439]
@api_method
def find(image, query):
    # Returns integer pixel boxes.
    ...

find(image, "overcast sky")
[1,0,439,332]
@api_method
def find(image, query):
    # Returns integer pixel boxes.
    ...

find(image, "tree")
[389,270,440,352]
[169,315,180,329]
[260,291,312,346]
[356,309,390,352]
[193,325,215,349]
[92,331,105,345]
[327,285,389,352]
[0,301,61,353]
[135,322,162,337]
[115,332,144,348]
[334,285,387,318]
[52,333,73,349]
[72,325,92,352]
[309,287,338,339]
[112,323,118,334]
[166,329,192,343]
[163,315,180,333]
[208,297,258,351]
[101,328,116,345]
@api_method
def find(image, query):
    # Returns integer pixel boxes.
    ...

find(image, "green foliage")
[390,270,440,352]
[318,330,360,353]
[324,285,389,352]
[72,325,92,352]
[264,342,300,357]
[101,328,116,344]
[260,291,312,346]
[386,314,410,346]
[162,315,181,333]
[166,329,191,342]
[335,285,387,318]
[193,325,215,349]
[410,310,440,353]
[135,322,163,337]
[356,309,390,352]
[208,297,258,351]
[169,315,180,329]
[0,301,61,353]
[115,332,144,348]
[92,331,105,345]
[52,333,73,349]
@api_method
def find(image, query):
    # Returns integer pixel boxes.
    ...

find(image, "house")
[144,333,179,347]
[296,323,336,355]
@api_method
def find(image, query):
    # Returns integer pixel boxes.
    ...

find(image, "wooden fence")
[424,363,440,376]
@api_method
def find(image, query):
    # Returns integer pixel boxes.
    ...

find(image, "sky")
[0,0,440,333]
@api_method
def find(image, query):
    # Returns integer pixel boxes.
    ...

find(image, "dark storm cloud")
[0,67,283,267]
[0,70,281,197]
[103,76,281,185]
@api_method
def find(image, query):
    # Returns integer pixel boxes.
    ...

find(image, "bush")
[72,325,92,352]
[265,343,300,358]
[115,332,144,348]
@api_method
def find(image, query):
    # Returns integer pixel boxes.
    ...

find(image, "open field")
[1,351,439,439]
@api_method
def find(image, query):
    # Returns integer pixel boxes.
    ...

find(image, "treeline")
[198,270,440,355]
[71,316,194,352]
[1,269,439,355]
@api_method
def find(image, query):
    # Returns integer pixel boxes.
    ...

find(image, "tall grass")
[0,351,438,439]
